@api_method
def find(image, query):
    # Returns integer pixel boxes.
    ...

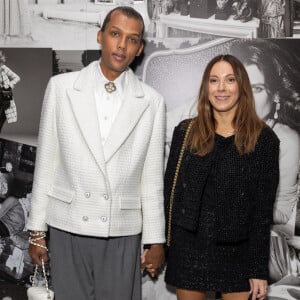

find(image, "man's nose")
[118,37,126,50]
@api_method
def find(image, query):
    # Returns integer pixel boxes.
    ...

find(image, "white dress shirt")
[94,62,127,146]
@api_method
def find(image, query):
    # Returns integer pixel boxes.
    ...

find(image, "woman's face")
[245,64,272,120]
[208,60,240,117]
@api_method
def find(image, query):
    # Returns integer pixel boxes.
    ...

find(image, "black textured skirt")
[165,199,251,292]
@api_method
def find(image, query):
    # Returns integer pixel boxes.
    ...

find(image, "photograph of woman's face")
[245,64,272,120]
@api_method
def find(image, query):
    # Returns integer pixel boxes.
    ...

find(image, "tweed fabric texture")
[4,99,17,123]
[27,61,166,245]
[0,65,20,89]
[165,119,280,287]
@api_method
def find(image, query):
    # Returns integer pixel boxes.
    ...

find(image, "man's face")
[97,11,144,81]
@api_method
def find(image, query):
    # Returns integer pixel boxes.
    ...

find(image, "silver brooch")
[104,82,116,93]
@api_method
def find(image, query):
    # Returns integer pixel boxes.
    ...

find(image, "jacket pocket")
[47,186,75,204]
[119,196,141,209]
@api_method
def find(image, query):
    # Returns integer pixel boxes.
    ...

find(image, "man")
[27,6,165,300]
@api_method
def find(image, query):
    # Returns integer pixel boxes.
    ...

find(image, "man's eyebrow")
[110,25,141,38]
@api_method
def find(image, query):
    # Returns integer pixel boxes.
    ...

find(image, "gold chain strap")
[166,120,193,247]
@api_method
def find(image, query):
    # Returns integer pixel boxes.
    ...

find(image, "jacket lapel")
[103,70,149,162]
[67,61,107,175]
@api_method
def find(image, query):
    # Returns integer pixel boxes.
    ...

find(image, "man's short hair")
[100,6,145,38]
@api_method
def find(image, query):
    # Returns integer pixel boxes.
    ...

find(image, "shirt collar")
[96,60,126,97]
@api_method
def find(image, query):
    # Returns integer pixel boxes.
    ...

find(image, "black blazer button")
[183,183,187,188]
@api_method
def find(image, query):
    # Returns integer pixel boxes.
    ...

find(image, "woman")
[0,50,20,131]
[230,39,300,284]
[164,55,279,300]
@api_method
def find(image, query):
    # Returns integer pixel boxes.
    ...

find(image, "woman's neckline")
[215,132,235,139]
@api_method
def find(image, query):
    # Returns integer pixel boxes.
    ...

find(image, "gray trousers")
[49,227,141,300]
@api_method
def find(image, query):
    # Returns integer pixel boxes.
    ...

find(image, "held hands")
[249,278,268,300]
[141,244,165,278]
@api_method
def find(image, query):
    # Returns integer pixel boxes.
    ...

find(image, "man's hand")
[28,238,49,266]
[142,244,165,277]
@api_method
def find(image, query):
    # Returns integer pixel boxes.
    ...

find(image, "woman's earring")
[273,93,280,120]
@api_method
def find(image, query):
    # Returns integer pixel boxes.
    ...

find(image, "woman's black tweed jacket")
[165,119,280,279]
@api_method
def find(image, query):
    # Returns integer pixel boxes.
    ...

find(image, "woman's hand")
[249,278,268,300]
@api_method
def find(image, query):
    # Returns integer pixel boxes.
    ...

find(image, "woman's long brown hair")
[188,54,264,156]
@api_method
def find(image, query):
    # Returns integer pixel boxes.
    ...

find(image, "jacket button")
[181,208,185,215]
[82,216,89,221]
[85,192,91,198]
[100,216,107,222]
[241,192,245,196]
[182,183,187,188]
[185,155,190,161]
[103,194,109,200]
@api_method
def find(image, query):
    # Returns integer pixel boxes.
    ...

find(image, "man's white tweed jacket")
[27,61,166,244]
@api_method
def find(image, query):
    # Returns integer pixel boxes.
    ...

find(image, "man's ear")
[97,31,102,45]
[136,41,144,57]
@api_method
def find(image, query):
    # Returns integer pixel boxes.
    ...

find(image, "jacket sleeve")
[26,77,58,232]
[140,95,166,244]
[248,129,280,279]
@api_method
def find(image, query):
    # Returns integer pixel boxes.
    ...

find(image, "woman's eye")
[252,85,264,93]
[209,78,218,84]
[227,77,236,83]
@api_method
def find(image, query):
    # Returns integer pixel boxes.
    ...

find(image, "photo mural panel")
[0,1,299,50]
